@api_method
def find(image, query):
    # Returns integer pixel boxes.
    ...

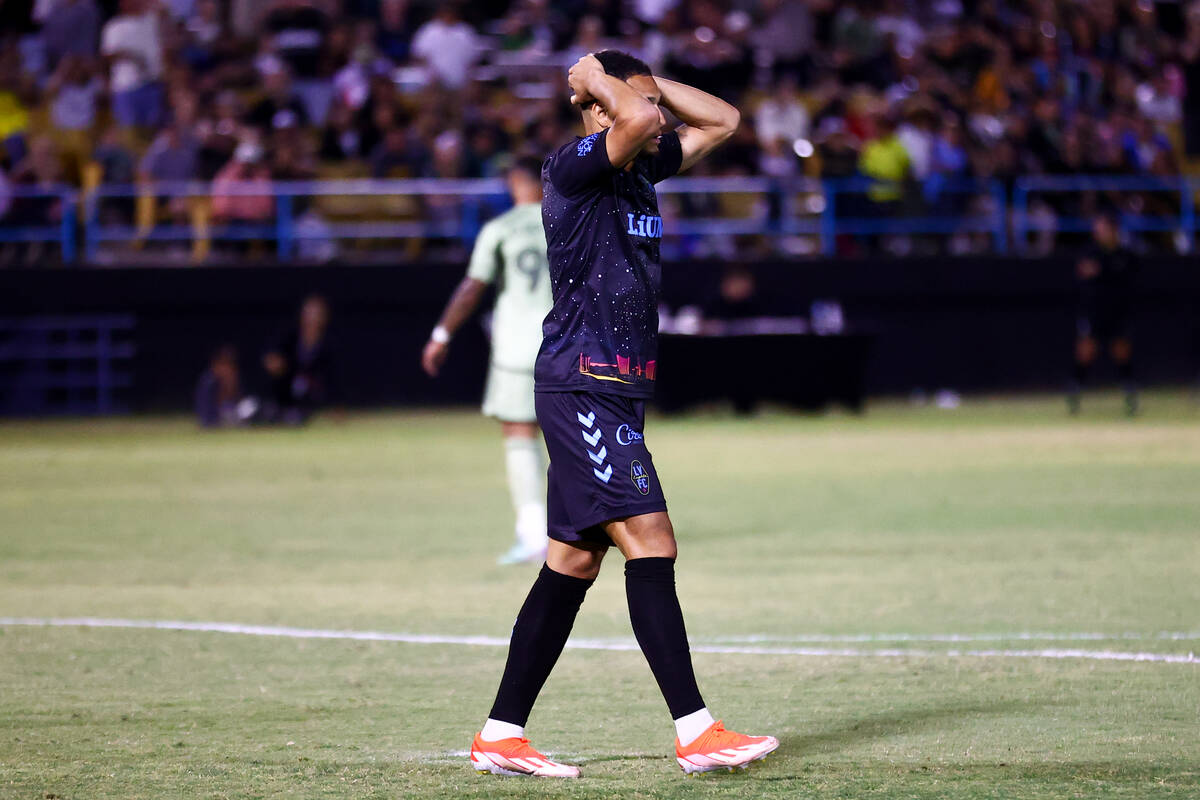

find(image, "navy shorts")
[536,390,668,546]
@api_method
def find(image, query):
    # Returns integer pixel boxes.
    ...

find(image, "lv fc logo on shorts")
[631,460,651,495]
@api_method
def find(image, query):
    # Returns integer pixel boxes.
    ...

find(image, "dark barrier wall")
[4,257,1198,411]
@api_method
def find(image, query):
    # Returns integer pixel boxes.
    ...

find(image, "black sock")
[488,564,593,726]
[1117,359,1134,386]
[1072,360,1090,390]
[625,557,705,719]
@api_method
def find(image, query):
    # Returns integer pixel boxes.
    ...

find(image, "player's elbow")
[718,106,741,140]
[622,105,662,140]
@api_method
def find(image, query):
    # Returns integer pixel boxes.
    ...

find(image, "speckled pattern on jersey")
[535,127,682,398]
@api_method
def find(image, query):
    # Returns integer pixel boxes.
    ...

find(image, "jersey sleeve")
[466,219,503,284]
[546,129,614,197]
[643,130,682,184]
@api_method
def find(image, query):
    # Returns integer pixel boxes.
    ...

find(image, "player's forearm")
[435,278,488,337]
[655,77,739,137]
[586,72,659,133]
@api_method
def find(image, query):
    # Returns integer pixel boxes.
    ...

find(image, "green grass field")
[2,393,1199,799]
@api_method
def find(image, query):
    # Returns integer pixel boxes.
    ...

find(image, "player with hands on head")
[422,157,554,565]
[469,51,778,779]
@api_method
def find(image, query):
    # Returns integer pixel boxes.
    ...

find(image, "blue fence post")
[96,322,112,414]
[276,193,294,260]
[989,180,1007,254]
[60,190,76,263]
[1012,181,1028,256]
[820,179,836,257]
[84,191,99,264]
[1181,177,1195,253]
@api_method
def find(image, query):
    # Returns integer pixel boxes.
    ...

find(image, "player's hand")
[421,339,449,377]
[568,53,604,105]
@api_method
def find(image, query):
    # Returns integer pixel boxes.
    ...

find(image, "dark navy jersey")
[535,127,682,398]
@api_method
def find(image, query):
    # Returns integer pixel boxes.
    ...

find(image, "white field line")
[695,631,1200,644]
[1,617,1196,664]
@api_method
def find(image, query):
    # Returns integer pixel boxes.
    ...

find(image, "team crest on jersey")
[577,133,599,157]
[630,460,651,495]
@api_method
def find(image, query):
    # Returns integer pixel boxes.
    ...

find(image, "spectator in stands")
[101,0,166,129]
[92,124,137,200]
[262,0,333,123]
[410,3,479,90]
[247,60,310,133]
[263,294,335,424]
[46,56,101,135]
[179,0,227,75]
[4,136,64,265]
[195,90,242,180]
[319,98,366,162]
[211,139,273,223]
[755,74,810,154]
[140,99,200,185]
[370,123,420,178]
[37,0,103,70]
[751,0,814,81]
[139,99,201,224]
[859,113,911,209]
[376,0,416,63]
[0,47,34,167]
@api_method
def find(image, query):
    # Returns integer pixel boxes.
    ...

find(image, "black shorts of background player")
[1069,215,1138,416]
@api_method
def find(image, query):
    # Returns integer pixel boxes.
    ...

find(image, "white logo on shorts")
[615,424,644,446]
[578,409,611,483]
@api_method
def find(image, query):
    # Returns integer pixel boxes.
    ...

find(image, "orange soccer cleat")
[470,733,580,778]
[675,720,779,774]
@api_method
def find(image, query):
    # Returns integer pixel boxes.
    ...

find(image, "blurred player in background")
[422,157,552,565]
[263,294,335,424]
[1069,214,1139,416]
[469,51,777,779]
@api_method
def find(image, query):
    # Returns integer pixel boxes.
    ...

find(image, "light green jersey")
[466,202,552,371]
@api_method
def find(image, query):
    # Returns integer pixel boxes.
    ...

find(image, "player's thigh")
[483,365,537,424]
[605,511,678,560]
[546,538,608,579]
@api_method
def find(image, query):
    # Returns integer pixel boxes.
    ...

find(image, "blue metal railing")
[1012,175,1195,254]
[3,175,1199,262]
[0,185,77,261]
[0,314,135,415]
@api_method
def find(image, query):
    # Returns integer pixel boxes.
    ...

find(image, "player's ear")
[590,103,613,129]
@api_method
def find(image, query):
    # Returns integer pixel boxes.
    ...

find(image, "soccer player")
[468,51,779,778]
[1069,214,1139,416]
[422,157,553,565]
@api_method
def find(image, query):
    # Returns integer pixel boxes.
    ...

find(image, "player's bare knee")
[1075,337,1097,363]
[1111,339,1132,363]
[547,540,605,579]
[608,512,678,560]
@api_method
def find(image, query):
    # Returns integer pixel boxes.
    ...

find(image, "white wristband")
[430,325,451,344]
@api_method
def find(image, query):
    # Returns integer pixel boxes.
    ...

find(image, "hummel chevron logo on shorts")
[578,409,611,483]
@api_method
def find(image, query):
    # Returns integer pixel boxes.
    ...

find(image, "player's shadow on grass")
[756,698,1043,779]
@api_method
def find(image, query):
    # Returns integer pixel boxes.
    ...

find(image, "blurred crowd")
[0,0,1198,260]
